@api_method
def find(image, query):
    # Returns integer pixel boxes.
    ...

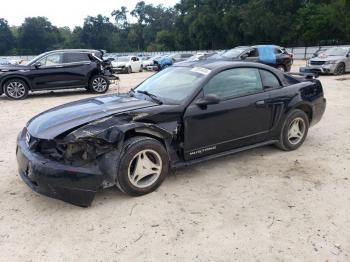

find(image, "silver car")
[305,47,350,75]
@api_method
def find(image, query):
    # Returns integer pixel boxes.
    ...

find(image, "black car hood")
[0,64,31,72]
[27,94,157,139]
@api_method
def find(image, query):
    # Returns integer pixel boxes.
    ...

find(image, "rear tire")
[4,78,29,100]
[276,109,309,151]
[116,136,169,196]
[139,65,143,72]
[88,75,109,94]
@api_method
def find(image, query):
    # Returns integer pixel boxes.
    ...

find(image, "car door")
[183,67,273,160]
[60,52,93,87]
[130,57,139,72]
[29,52,66,90]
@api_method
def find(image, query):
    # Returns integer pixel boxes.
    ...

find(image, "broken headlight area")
[37,138,115,166]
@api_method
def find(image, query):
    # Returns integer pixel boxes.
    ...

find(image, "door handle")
[255,100,265,107]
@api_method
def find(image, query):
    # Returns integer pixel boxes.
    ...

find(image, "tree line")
[0,0,349,55]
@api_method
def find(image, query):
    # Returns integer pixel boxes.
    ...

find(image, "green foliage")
[1,0,350,55]
[0,19,14,55]
[18,17,63,54]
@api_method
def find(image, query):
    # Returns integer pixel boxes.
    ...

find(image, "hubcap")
[7,82,26,98]
[92,77,107,92]
[287,117,306,145]
[128,149,162,189]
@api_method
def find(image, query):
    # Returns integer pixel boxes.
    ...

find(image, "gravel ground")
[0,61,349,261]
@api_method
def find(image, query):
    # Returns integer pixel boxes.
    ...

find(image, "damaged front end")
[16,117,128,207]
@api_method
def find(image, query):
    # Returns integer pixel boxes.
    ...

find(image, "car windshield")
[117,57,130,62]
[324,47,348,56]
[26,53,48,65]
[221,48,247,58]
[134,66,208,104]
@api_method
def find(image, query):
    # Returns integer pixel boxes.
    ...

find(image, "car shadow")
[0,86,119,101]
[92,144,281,207]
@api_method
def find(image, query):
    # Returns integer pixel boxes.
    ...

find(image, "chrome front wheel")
[4,79,29,99]
[128,149,162,189]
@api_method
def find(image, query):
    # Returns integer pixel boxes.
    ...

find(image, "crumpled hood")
[0,64,30,72]
[27,94,157,139]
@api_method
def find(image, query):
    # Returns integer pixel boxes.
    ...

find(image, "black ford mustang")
[16,61,326,207]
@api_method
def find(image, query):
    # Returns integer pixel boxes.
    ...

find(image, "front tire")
[276,109,309,151]
[4,79,29,100]
[88,75,109,94]
[117,137,169,196]
[334,63,345,75]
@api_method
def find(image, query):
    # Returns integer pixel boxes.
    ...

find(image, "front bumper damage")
[16,129,118,207]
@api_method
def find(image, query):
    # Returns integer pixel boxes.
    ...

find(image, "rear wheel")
[4,79,29,100]
[276,109,309,151]
[139,65,143,72]
[117,137,169,196]
[334,63,345,75]
[88,75,109,94]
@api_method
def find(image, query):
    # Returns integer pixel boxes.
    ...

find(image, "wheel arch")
[294,103,313,124]
[123,128,170,150]
[1,75,32,92]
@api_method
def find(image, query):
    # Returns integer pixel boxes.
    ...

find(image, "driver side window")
[203,68,263,99]
[247,48,259,58]
[39,53,63,66]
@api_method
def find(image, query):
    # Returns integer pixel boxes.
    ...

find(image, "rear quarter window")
[63,53,90,63]
[259,70,281,89]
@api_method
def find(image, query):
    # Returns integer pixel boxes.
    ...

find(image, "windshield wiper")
[137,90,163,105]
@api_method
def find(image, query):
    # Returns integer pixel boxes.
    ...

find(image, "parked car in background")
[112,56,143,73]
[185,52,217,62]
[0,58,11,65]
[303,47,350,75]
[153,55,173,71]
[142,55,162,70]
[216,45,293,72]
[311,47,328,58]
[0,49,118,100]
[16,60,326,206]
[167,53,194,63]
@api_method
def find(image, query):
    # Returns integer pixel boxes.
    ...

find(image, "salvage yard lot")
[0,61,349,261]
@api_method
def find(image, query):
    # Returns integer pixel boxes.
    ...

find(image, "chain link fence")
[1,45,349,63]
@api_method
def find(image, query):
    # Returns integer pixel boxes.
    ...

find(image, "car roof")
[44,49,101,54]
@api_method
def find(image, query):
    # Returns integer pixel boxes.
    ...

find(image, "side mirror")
[34,62,42,68]
[196,94,220,107]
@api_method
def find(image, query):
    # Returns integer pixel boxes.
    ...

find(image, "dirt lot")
[0,61,349,261]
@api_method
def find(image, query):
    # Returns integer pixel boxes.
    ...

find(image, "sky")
[0,0,179,29]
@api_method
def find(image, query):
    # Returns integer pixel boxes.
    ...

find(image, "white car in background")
[112,56,143,73]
